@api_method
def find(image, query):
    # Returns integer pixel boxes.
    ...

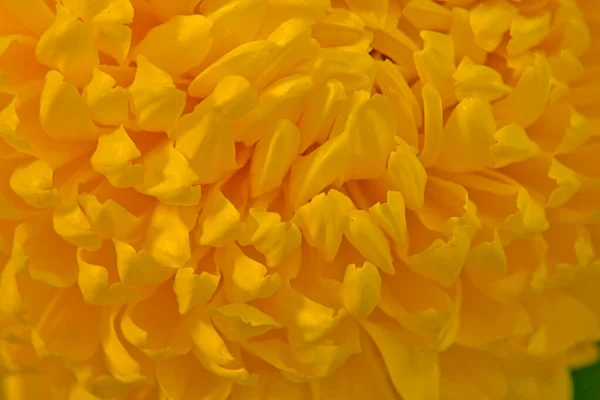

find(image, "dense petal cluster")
[1,0,599,399]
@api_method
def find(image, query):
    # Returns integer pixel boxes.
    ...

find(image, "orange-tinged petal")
[113,239,172,286]
[128,56,186,134]
[134,15,213,76]
[52,199,102,251]
[140,0,202,20]
[341,261,381,319]
[78,194,140,240]
[208,74,259,120]
[35,5,99,87]
[3,0,54,36]
[32,286,102,361]
[156,352,232,400]
[343,209,395,275]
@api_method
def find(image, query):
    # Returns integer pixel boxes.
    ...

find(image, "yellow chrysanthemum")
[1,0,600,398]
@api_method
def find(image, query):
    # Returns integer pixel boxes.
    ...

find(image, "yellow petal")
[454,57,511,102]
[101,310,152,385]
[343,210,395,275]
[261,284,344,343]
[240,209,302,267]
[128,56,186,133]
[288,132,351,211]
[403,0,452,32]
[320,48,375,93]
[83,68,130,127]
[208,74,259,120]
[341,261,381,319]
[250,119,300,197]
[200,0,267,61]
[77,244,134,305]
[374,58,422,129]
[414,31,457,108]
[52,199,102,250]
[388,138,427,211]
[188,313,253,382]
[137,143,201,206]
[113,239,172,286]
[370,190,408,249]
[211,303,282,342]
[492,53,552,128]
[361,320,440,400]
[491,123,540,168]
[344,0,388,29]
[469,0,519,52]
[343,94,397,181]
[173,108,238,185]
[145,204,192,269]
[449,7,487,64]
[39,70,99,140]
[232,74,314,145]
[90,126,144,188]
[121,282,191,357]
[94,21,132,64]
[78,195,140,240]
[174,267,220,314]
[215,244,281,303]
[9,159,58,208]
[134,15,213,76]
[62,0,134,23]
[434,97,496,172]
[198,189,243,247]
[293,189,355,262]
[507,11,551,55]
[297,78,347,152]
[188,40,279,98]
[311,8,372,52]
[35,5,99,86]
[371,29,419,82]
[418,83,444,168]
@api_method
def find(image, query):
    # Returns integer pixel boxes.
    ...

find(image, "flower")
[1,0,600,399]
